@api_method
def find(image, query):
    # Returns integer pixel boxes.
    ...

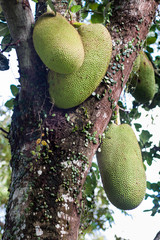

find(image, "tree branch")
[0,0,44,103]
[0,127,9,137]
[0,220,4,229]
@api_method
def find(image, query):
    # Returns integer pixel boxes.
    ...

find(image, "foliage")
[0,11,13,54]
[79,161,114,238]
[114,236,129,240]
[145,181,160,216]
[5,84,19,109]
[0,108,11,206]
[0,107,11,237]
[80,0,112,24]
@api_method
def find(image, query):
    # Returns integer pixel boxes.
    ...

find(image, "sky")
[0,1,160,239]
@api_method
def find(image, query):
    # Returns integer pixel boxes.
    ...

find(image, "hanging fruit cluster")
[33,12,112,109]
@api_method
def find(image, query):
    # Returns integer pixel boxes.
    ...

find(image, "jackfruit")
[48,24,112,109]
[97,123,146,210]
[130,53,141,79]
[129,51,155,103]
[33,12,84,74]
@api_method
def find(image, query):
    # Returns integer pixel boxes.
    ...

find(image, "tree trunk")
[154,231,160,240]
[1,0,158,239]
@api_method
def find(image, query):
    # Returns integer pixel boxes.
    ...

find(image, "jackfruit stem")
[71,22,87,28]
[64,8,72,21]
[47,4,56,15]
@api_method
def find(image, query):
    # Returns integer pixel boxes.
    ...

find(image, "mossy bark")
[1,0,158,239]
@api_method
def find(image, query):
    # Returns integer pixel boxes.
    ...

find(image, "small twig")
[0,127,9,138]
[119,106,129,113]
[153,145,160,152]
[0,221,4,229]
[0,40,20,53]
[81,10,103,14]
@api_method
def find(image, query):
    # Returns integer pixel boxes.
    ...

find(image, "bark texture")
[1,0,158,239]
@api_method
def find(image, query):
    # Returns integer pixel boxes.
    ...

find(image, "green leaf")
[84,176,94,196]
[0,53,9,71]
[31,150,36,156]
[89,3,98,10]
[147,181,151,189]
[156,23,160,31]
[5,98,14,109]
[134,123,142,132]
[31,0,38,2]
[92,162,100,179]
[81,11,88,19]
[36,145,41,152]
[92,162,99,171]
[146,37,157,45]
[150,183,160,192]
[150,24,156,32]
[140,130,152,145]
[70,5,81,13]
[146,32,157,45]
[129,108,141,120]
[1,34,12,52]
[0,22,9,37]
[146,46,153,53]
[91,172,97,188]
[91,13,104,23]
[10,85,19,97]
[142,151,153,165]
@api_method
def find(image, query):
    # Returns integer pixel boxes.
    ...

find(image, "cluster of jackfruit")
[128,51,156,103]
[33,12,112,109]
[97,123,146,210]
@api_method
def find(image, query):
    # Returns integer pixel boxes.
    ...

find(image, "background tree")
[0,0,159,239]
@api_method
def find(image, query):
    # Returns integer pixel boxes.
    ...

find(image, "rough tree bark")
[1,0,158,239]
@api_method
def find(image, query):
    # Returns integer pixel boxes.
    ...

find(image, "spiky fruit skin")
[129,53,141,79]
[97,124,146,210]
[33,12,84,74]
[129,51,155,103]
[48,24,112,109]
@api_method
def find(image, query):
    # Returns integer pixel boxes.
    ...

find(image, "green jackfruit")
[129,51,155,103]
[130,53,141,79]
[33,12,84,74]
[97,123,146,210]
[48,24,112,109]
